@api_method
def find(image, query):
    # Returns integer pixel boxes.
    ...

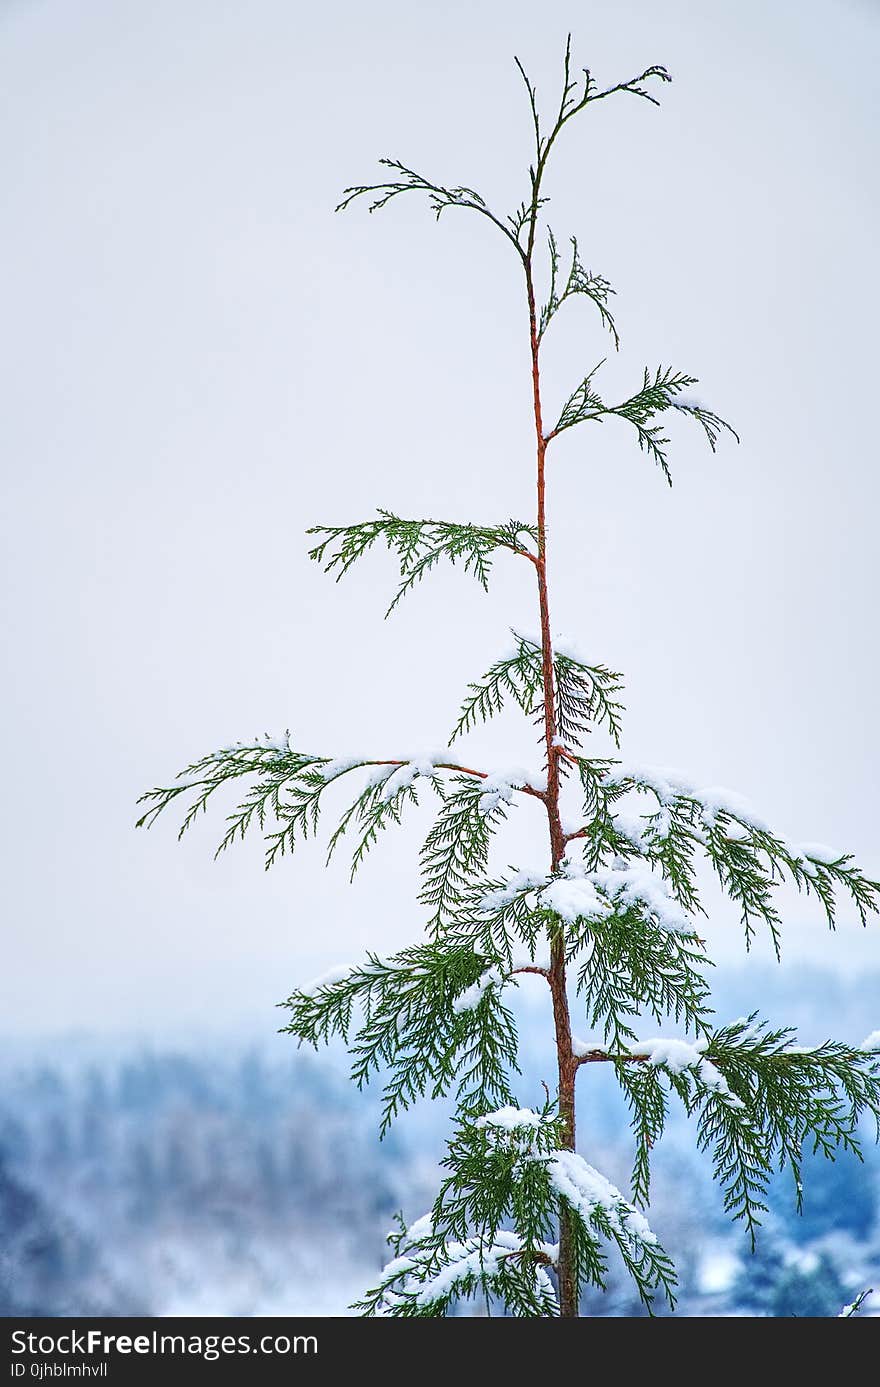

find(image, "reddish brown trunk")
[526,267,578,1318]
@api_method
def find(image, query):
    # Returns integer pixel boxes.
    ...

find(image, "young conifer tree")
[139,40,880,1317]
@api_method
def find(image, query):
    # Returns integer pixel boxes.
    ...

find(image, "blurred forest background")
[3,963,878,1318]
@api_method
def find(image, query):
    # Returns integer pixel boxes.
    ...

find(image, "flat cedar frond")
[135,737,319,842]
[553,647,624,749]
[307,512,539,616]
[419,776,512,932]
[449,635,544,745]
[665,1019,879,1247]
[450,631,624,749]
[574,909,713,1051]
[538,230,619,347]
[357,1103,675,1315]
[139,35,879,1319]
[613,1022,880,1228]
[451,872,552,968]
[281,944,521,1135]
[549,363,738,485]
[139,746,517,881]
[565,757,880,957]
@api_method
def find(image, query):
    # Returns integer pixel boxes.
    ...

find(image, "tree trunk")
[526,265,579,1318]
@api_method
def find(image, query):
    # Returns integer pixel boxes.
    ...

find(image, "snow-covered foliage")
[358,1103,674,1315]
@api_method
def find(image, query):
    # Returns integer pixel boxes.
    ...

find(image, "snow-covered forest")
[3,964,877,1318]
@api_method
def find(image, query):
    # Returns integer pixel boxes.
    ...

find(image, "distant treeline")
[1,966,878,1316]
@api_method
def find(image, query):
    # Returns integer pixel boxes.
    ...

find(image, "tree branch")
[361,760,546,801]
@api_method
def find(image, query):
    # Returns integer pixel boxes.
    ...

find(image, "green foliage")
[335,159,522,254]
[335,41,669,265]
[567,758,880,955]
[549,363,738,485]
[356,1105,676,1315]
[450,632,624,748]
[136,738,319,847]
[358,1211,560,1318]
[281,943,520,1135]
[138,725,880,1315]
[138,746,450,877]
[554,647,624,749]
[449,636,544,745]
[511,40,670,255]
[613,1018,880,1243]
[538,231,619,347]
[418,776,512,933]
[448,870,551,969]
[307,512,538,615]
[574,908,712,1053]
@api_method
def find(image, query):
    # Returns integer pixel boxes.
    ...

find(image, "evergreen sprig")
[419,776,513,932]
[451,872,552,968]
[609,1018,880,1244]
[357,1103,676,1315]
[554,647,625,749]
[358,1214,560,1318]
[307,512,539,615]
[450,632,624,748]
[138,747,514,880]
[135,737,319,843]
[335,159,523,256]
[549,363,739,485]
[573,907,713,1051]
[449,635,544,745]
[565,758,880,955]
[281,944,520,1134]
[538,231,619,347]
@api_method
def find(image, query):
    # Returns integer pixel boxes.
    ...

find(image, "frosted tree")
[139,40,880,1317]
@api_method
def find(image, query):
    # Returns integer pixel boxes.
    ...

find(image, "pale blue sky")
[2,0,879,1036]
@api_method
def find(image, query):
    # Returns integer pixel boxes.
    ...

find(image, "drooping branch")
[335,158,526,259]
[537,230,619,348]
[307,513,539,616]
[137,744,546,883]
[545,362,739,485]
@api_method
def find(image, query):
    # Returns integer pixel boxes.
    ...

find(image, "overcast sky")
[2,0,879,1039]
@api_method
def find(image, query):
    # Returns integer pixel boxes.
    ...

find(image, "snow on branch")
[137,741,545,883]
[609,1015,880,1227]
[546,1149,658,1250]
[839,1289,873,1318]
[282,941,521,1134]
[361,1222,558,1317]
[138,32,880,1320]
[359,1099,675,1316]
[566,756,880,956]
